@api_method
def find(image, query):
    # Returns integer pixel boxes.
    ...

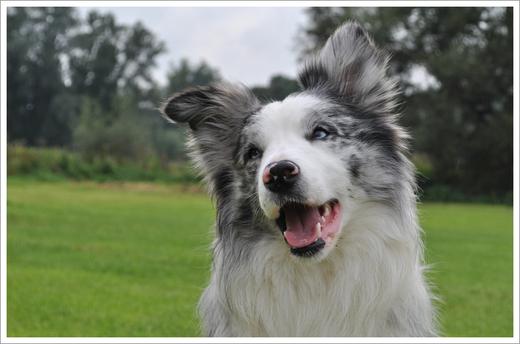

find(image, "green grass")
[7,179,513,337]
[7,179,213,337]
[421,203,513,336]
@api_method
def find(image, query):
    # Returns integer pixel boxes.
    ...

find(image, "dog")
[161,21,437,337]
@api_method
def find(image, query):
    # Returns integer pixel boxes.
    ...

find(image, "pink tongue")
[283,204,321,248]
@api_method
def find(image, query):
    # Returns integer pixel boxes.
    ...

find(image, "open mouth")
[275,200,342,257]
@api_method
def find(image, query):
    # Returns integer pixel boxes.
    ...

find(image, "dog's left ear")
[298,21,398,113]
[161,82,259,188]
[162,83,258,131]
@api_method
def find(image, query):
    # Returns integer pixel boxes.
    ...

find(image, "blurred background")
[6,6,513,337]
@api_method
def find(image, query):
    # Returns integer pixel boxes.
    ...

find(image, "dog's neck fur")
[199,191,436,337]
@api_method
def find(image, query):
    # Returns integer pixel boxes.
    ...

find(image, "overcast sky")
[79,7,309,87]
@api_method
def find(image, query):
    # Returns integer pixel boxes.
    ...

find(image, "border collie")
[162,21,437,337]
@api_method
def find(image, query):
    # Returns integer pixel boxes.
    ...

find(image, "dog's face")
[162,22,407,261]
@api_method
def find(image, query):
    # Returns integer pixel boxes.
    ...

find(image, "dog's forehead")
[256,93,327,131]
[258,93,324,128]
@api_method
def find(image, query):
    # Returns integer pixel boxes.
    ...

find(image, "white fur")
[203,202,435,336]
[199,94,437,337]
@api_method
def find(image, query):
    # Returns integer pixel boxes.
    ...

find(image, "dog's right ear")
[298,21,398,114]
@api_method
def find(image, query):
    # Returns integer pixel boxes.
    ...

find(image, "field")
[7,179,513,337]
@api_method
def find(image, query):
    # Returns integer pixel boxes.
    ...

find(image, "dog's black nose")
[262,160,300,193]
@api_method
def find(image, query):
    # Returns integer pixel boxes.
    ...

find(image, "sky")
[80,7,309,87]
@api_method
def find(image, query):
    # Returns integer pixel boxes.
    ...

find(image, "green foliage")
[299,7,513,199]
[73,96,154,162]
[7,145,200,183]
[7,7,78,146]
[165,58,221,95]
[40,93,84,147]
[7,8,221,165]
[7,8,166,146]
[7,181,513,336]
[149,126,189,163]
[420,184,513,205]
[69,11,165,108]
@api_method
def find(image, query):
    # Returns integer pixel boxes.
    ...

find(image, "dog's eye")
[245,146,262,161]
[311,127,329,140]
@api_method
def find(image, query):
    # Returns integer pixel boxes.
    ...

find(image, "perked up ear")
[298,21,399,113]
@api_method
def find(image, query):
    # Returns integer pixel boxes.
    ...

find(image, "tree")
[7,7,78,146]
[299,7,513,197]
[68,11,166,111]
[165,58,220,95]
[7,8,166,148]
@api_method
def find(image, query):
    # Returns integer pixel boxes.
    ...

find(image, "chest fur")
[223,245,395,336]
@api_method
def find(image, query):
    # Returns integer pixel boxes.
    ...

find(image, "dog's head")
[162,22,409,260]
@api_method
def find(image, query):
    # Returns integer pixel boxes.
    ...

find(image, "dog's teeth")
[323,204,331,217]
[315,222,322,237]
[321,216,325,223]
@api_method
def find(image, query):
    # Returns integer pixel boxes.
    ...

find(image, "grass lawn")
[7,179,513,337]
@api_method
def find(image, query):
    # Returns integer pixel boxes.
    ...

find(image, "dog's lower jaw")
[198,203,437,337]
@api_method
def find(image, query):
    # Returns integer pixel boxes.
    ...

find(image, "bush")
[72,97,156,163]
[7,144,200,184]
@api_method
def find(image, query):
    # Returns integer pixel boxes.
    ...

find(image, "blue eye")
[311,127,329,140]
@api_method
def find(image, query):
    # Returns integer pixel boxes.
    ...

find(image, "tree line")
[7,8,299,163]
[7,7,513,201]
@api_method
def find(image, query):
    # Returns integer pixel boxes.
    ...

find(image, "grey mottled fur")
[161,21,436,337]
